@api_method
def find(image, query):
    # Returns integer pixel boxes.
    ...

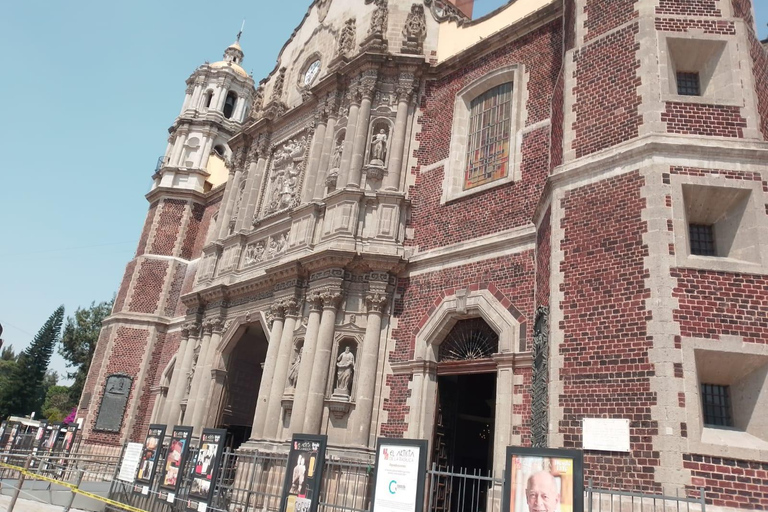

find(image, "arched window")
[204,90,214,108]
[223,91,237,119]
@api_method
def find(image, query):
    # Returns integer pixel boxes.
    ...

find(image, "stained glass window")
[464,82,513,190]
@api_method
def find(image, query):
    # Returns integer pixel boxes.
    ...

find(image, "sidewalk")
[0,494,86,512]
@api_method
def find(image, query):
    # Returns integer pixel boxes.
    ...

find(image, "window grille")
[700,383,733,427]
[676,72,701,96]
[689,224,716,256]
[464,82,513,191]
[439,318,499,362]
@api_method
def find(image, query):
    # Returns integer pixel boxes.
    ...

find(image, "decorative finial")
[237,19,245,42]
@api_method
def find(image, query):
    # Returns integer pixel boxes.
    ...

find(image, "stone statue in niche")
[369,127,389,166]
[287,347,302,388]
[368,0,388,37]
[265,137,307,214]
[334,346,356,397]
[401,4,427,55]
[330,138,343,170]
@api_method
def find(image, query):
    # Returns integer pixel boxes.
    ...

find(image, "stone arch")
[405,288,526,475]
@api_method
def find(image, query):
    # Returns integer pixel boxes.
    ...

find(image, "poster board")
[62,424,78,453]
[43,422,60,452]
[371,438,428,512]
[119,442,145,483]
[159,425,193,497]
[503,446,584,512]
[135,424,166,489]
[280,434,328,512]
[186,428,227,510]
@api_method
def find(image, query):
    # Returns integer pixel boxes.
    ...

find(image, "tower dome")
[210,40,248,77]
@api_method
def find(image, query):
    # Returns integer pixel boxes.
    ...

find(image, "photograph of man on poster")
[507,454,577,512]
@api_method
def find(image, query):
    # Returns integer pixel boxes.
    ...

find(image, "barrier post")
[63,467,85,512]
[7,452,33,512]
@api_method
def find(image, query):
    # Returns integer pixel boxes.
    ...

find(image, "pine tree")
[0,306,64,419]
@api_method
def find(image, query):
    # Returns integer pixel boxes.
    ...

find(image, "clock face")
[304,60,321,86]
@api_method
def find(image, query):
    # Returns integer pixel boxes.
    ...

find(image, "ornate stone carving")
[401,4,427,55]
[531,306,550,448]
[210,317,225,333]
[266,232,289,259]
[271,67,287,103]
[282,297,301,317]
[365,293,388,314]
[244,241,266,265]
[307,292,324,311]
[369,125,389,166]
[265,137,308,214]
[424,0,467,26]
[231,179,247,227]
[287,346,302,388]
[361,0,388,51]
[246,140,260,166]
[250,84,265,120]
[337,18,357,58]
[321,291,343,309]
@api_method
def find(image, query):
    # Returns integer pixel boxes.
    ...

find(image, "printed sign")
[186,428,227,509]
[280,434,327,512]
[44,423,61,452]
[371,439,428,512]
[119,442,145,483]
[62,424,78,453]
[582,418,630,453]
[503,447,583,512]
[159,425,193,493]
[136,424,166,487]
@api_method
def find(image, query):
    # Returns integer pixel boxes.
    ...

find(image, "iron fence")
[585,479,706,512]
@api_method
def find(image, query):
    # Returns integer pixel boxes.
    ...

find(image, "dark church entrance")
[216,323,268,449]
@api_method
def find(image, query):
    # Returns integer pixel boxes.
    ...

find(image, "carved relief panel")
[262,137,309,216]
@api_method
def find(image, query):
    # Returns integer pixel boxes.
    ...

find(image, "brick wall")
[661,103,747,138]
[558,170,659,490]
[584,0,638,42]
[128,259,169,314]
[149,199,186,256]
[382,253,536,437]
[654,18,735,34]
[672,270,768,344]
[731,0,755,28]
[573,23,642,158]
[113,261,136,313]
[136,201,158,256]
[181,202,206,260]
[550,69,565,171]
[131,331,167,441]
[746,25,768,140]
[512,366,532,444]
[536,207,551,308]
[684,454,768,509]
[656,0,721,16]
[175,263,199,317]
[85,327,149,445]
[164,262,187,317]
[78,326,112,414]
[191,199,221,258]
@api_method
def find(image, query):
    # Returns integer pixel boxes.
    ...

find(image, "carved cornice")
[390,358,437,375]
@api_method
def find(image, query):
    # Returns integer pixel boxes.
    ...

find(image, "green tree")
[42,384,74,422]
[0,306,65,419]
[0,346,18,392]
[59,299,113,402]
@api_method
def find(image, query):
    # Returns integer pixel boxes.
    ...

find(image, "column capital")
[183,321,201,339]
[211,317,225,334]
[321,291,343,310]
[365,293,389,314]
[307,292,325,312]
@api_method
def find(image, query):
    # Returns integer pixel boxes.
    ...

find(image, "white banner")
[118,442,144,483]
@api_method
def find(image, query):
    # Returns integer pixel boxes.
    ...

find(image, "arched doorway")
[215,322,268,449]
[433,318,499,473]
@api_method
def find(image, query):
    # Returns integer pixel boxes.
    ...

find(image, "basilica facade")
[79,0,768,507]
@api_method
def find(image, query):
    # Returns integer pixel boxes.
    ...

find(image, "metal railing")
[586,479,706,512]
[427,465,504,512]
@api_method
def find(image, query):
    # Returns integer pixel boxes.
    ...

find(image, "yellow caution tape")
[0,460,149,512]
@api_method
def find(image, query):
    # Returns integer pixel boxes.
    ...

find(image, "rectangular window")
[689,223,716,256]
[676,72,701,96]
[464,82,513,191]
[701,383,733,427]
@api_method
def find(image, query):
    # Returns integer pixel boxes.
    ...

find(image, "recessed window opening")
[464,82,513,191]
[223,91,237,119]
[204,91,214,108]
[676,72,701,96]
[213,145,227,157]
[701,383,733,428]
[689,224,716,256]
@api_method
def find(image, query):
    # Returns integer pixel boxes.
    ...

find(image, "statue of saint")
[369,128,388,165]
[287,347,302,388]
[335,346,356,394]
[330,140,343,170]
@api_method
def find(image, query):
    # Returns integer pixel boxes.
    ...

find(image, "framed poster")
[5,421,20,450]
[503,447,583,512]
[44,423,60,452]
[136,424,166,487]
[159,425,193,494]
[280,434,328,512]
[62,424,78,453]
[371,438,428,512]
[186,428,227,509]
[33,420,48,452]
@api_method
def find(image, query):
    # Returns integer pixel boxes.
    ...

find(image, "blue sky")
[1,1,767,385]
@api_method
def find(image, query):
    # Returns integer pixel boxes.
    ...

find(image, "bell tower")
[77,39,256,446]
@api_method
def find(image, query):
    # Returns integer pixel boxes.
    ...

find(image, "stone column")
[289,294,323,434]
[301,112,328,203]
[313,114,338,200]
[383,85,413,191]
[263,298,300,439]
[191,318,224,431]
[303,291,342,434]
[183,320,213,424]
[347,78,376,188]
[251,303,286,439]
[170,132,187,167]
[197,136,215,169]
[164,322,199,425]
[217,167,241,239]
[239,135,270,230]
[351,293,388,446]
[337,86,360,187]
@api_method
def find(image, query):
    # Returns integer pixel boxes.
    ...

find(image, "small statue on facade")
[337,18,357,57]
[401,4,427,55]
[367,0,388,38]
[369,128,388,166]
[271,67,287,103]
[287,347,302,388]
[335,346,356,395]
[330,139,343,170]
